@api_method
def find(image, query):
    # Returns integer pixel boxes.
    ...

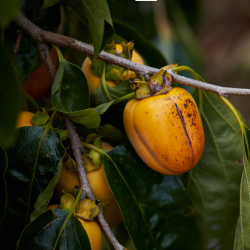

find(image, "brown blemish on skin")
[167,95,195,164]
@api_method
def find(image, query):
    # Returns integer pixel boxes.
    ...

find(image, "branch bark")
[16,11,250,96]
[62,115,124,250]
[13,30,23,61]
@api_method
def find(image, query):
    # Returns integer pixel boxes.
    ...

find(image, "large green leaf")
[0,44,21,148]
[52,48,101,128]
[113,20,168,68]
[64,0,114,59]
[103,144,198,250]
[17,207,91,249]
[0,0,19,27]
[0,145,8,224]
[0,127,65,250]
[234,124,250,249]
[42,0,61,8]
[188,90,243,250]
[4,0,61,84]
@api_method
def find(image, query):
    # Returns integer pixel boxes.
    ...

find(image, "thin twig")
[16,11,250,97]
[62,115,124,250]
[62,114,89,200]
[13,30,23,61]
[36,41,57,84]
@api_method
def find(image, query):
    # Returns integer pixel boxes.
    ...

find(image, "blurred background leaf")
[0,145,8,224]
[0,44,21,148]
[188,90,243,250]
[0,0,19,28]
[4,0,61,85]
[0,127,65,250]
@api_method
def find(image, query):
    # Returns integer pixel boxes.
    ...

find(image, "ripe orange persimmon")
[82,44,144,93]
[78,218,102,250]
[24,47,58,100]
[47,205,102,250]
[123,87,204,175]
[16,111,35,128]
[55,141,123,228]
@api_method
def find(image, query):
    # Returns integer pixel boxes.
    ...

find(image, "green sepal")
[31,108,50,127]
[130,78,151,100]
[90,40,117,77]
[64,154,77,172]
[85,134,101,145]
[60,193,76,209]
[76,199,100,221]
[105,64,127,81]
[82,153,100,172]
[148,69,173,95]
[119,40,134,60]
[53,128,68,141]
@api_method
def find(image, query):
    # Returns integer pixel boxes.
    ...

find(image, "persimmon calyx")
[60,193,76,209]
[31,108,50,127]
[76,199,100,221]
[148,69,173,95]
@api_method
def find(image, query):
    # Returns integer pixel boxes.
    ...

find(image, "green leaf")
[234,124,250,249]
[113,20,168,68]
[52,47,90,111]
[96,124,123,143]
[30,158,64,221]
[4,1,61,84]
[17,209,91,250]
[103,144,198,250]
[52,48,101,128]
[64,0,114,59]
[0,0,19,27]
[0,127,65,249]
[68,109,101,129]
[90,79,133,107]
[42,0,61,8]
[0,44,21,148]
[0,145,8,224]
[188,90,243,250]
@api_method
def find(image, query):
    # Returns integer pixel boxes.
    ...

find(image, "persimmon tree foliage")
[0,1,250,250]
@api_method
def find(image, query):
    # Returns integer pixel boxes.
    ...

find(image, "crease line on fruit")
[167,94,195,164]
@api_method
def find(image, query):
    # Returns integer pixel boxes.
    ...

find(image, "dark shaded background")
[107,0,250,125]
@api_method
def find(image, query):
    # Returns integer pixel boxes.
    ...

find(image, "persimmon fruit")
[123,87,205,175]
[16,111,35,128]
[24,46,58,100]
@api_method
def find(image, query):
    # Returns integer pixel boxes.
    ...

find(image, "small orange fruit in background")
[24,46,58,100]
[16,111,35,128]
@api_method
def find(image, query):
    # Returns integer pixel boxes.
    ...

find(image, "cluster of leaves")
[0,0,249,250]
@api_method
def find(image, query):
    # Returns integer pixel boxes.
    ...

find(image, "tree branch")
[62,115,124,250]
[16,11,250,96]
[36,41,57,84]
[13,30,23,61]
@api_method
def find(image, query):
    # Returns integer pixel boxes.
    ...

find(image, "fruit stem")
[101,62,113,101]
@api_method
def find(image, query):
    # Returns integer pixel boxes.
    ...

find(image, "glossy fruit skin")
[82,44,144,93]
[16,111,35,128]
[123,87,205,175]
[24,47,58,100]
[55,141,123,228]
[47,205,102,250]
[78,218,102,250]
